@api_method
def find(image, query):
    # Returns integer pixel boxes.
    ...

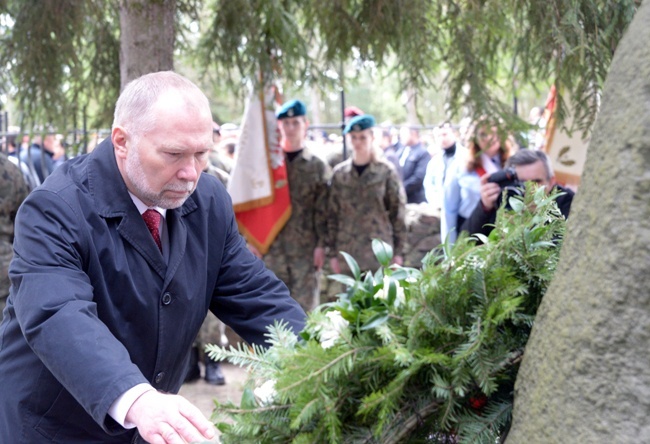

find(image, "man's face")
[43,134,56,152]
[116,92,213,209]
[400,126,415,146]
[278,116,307,151]
[514,160,553,193]
[438,126,456,149]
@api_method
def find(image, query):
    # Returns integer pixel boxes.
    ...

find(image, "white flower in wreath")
[320,311,349,349]
[374,276,405,308]
[254,379,277,405]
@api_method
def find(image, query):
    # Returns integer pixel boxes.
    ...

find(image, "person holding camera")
[442,122,515,244]
[460,149,575,239]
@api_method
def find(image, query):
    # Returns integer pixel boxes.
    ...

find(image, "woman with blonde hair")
[441,121,516,244]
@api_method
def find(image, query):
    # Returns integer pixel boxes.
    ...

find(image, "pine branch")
[281,346,374,392]
[217,403,291,415]
[380,400,441,444]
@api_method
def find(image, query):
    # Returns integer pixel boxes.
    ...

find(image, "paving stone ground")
[178,362,248,442]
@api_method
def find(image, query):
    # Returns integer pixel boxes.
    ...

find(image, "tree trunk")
[404,85,418,126]
[507,2,650,442]
[119,0,176,90]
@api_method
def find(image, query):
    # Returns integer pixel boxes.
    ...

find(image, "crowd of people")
[0,70,574,443]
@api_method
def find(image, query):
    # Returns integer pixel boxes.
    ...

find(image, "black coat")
[460,184,575,238]
[0,138,306,443]
[399,143,431,204]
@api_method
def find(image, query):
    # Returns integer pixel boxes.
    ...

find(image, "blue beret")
[343,114,376,134]
[276,99,306,119]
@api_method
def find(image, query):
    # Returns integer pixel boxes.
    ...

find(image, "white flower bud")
[320,311,349,349]
[254,379,276,405]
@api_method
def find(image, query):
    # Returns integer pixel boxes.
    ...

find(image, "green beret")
[343,114,376,134]
[276,99,306,119]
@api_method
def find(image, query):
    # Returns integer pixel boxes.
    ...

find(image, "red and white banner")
[543,85,590,191]
[227,85,291,254]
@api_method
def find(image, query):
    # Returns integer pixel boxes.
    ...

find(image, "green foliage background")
[0,0,639,134]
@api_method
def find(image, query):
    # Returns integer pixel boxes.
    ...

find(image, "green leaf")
[508,196,524,213]
[372,239,393,267]
[327,273,358,287]
[240,387,258,409]
[373,266,384,283]
[359,313,389,331]
[386,277,397,306]
[215,422,232,434]
[340,251,361,280]
[530,241,555,249]
[389,268,409,281]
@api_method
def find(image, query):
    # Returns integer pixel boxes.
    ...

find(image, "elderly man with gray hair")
[0,71,306,444]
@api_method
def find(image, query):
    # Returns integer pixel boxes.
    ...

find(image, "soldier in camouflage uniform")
[209,122,234,174]
[257,100,331,312]
[328,115,407,274]
[0,153,30,321]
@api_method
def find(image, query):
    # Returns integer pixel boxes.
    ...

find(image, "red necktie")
[142,209,162,252]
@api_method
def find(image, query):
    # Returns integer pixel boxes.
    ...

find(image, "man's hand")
[479,173,502,212]
[126,390,216,444]
[313,247,326,271]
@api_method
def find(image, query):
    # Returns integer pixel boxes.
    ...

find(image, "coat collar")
[86,138,197,279]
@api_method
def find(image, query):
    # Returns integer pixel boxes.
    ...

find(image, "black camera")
[487,167,524,208]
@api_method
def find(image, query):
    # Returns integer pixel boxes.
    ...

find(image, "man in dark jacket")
[0,71,306,443]
[397,125,431,203]
[461,149,574,238]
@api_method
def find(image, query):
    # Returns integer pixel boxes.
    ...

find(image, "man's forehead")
[516,160,547,180]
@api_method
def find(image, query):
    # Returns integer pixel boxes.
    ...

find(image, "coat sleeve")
[460,200,497,240]
[10,190,148,433]
[402,150,431,195]
[209,198,307,347]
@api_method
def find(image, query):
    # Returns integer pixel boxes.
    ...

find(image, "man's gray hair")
[113,71,208,138]
[505,149,554,180]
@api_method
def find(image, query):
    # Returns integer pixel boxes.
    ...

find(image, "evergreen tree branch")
[281,346,374,392]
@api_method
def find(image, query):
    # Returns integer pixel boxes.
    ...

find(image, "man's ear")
[112,126,128,160]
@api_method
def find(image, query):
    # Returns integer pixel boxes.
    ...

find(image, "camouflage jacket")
[268,148,331,258]
[0,154,30,297]
[203,163,229,187]
[328,158,406,270]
